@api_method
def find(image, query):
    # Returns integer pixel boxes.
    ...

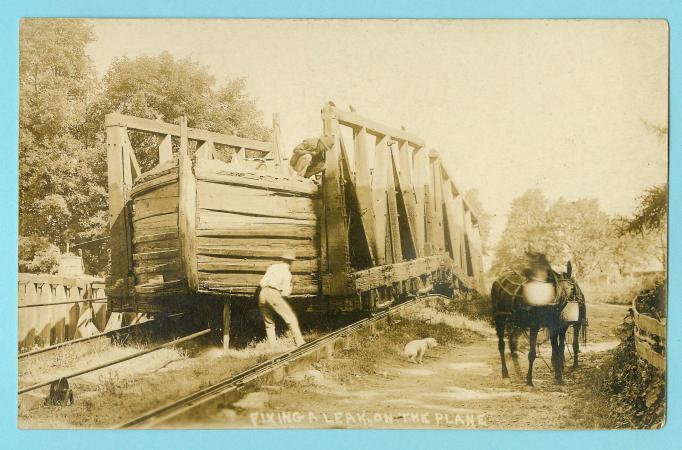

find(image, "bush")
[580,281,666,429]
[18,235,60,274]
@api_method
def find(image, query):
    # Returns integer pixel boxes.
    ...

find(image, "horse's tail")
[580,302,588,347]
[490,280,502,318]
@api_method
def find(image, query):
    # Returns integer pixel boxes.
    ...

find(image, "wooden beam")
[105,113,273,154]
[105,123,134,299]
[320,102,353,297]
[394,141,421,257]
[336,109,425,148]
[412,147,428,257]
[271,113,287,175]
[463,209,475,277]
[178,117,198,292]
[122,131,141,180]
[196,140,215,160]
[443,182,463,269]
[386,142,402,263]
[354,256,442,292]
[353,126,376,265]
[372,135,390,265]
[453,195,467,270]
[159,134,173,163]
[429,155,445,254]
[428,148,479,224]
[222,299,231,352]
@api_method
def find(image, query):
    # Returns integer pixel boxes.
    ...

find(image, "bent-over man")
[258,251,305,347]
[289,136,333,178]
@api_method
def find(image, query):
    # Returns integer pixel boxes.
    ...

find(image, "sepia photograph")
[16,18,668,430]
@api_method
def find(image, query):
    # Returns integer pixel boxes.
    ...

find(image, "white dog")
[403,337,438,364]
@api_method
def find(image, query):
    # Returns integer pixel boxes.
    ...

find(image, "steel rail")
[18,298,108,308]
[118,294,446,429]
[18,313,185,360]
[18,328,211,395]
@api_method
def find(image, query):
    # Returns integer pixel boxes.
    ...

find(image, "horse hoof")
[555,379,565,385]
[526,380,533,387]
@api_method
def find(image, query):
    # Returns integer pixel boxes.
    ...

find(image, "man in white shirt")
[258,251,305,347]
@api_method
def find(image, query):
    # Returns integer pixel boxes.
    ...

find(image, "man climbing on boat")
[258,251,306,347]
[289,135,334,178]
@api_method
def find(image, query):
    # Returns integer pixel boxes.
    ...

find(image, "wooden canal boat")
[105,103,485,320]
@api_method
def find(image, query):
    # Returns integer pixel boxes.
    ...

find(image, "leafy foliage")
[19,19,107,273]
[621,183,667,235]
[18,236,61,274]
[18,20,270,275]
[592,318,665,428]
[491,189,661,280]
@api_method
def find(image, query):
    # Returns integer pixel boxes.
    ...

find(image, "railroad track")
[18,313,186,366]
[119,294,447,429]
[18,314,208,400]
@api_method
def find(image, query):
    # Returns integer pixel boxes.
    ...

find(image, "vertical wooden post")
[394,141,420,258]
[428,151,445,255]
[471,222,485,290]
[271,113,287,175]
[464,209,475,277]
[320,102,353,298]
[411,146,427,258]
[178,117,198,292]
[26,281,38,348]
[373,135,390,265]
[105,114,134,302]
[159,134,173,163]
[353,126,376,265]
[386,141,402,263]
[196,140,215,160]
[222,299,231,352]
[443,181,462,266]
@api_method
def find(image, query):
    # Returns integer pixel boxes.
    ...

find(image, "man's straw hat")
[280,251,296,261]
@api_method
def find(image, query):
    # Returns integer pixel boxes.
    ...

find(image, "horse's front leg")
[556,327,566,384]
[572,323,580,369]
[509,326,520,359]
[495,316,509,378]
[526,327,539,386]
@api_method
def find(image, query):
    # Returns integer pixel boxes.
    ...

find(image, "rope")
[522,329,552,372]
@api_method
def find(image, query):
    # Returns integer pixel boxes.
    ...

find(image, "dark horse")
[491,261,587,385]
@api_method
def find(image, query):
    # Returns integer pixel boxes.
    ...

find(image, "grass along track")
[119,295,450,428]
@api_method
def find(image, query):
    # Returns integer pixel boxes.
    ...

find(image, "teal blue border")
[2,1,678,449]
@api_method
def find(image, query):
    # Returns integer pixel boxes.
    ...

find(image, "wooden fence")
[18,273,109,352]
[632,295,666,371]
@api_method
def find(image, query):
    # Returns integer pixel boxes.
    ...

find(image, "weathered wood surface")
[195,169,320,296]
[178,118,199,291]
[106,113,274,154]
[354,256,442,292]
[319,102,485,296]
[632,295,666,371]
[106,122,134,299]
[18,274,106,351]
[129,160,184,303]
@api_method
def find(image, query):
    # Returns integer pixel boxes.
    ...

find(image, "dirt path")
[202,302,628,429]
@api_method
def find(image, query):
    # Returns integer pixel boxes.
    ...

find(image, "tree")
[19,19,106,273]
[90,52,270,172]
[491,189,554,276]
[19,24,272,275]
[621,183,667,235]
[619,183,667,268]
[492,189,664,281]
[547,198,612,278]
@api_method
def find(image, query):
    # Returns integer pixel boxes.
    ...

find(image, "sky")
[85,19,668,248]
